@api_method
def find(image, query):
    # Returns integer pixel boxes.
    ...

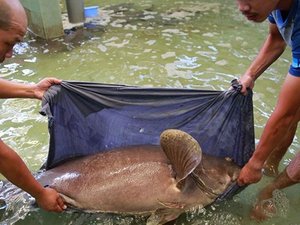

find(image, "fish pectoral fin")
[157,200,185,209]
[146,208,183,225]
[160,129,202,183]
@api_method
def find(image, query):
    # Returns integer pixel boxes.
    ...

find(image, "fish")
[37,129,241,225]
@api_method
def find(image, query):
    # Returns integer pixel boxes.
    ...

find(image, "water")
[0,0,299,224]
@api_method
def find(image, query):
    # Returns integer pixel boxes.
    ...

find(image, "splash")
[0,181,34,225]
[265,189,289,218]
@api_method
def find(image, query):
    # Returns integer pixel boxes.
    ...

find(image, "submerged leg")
[251,162,299,221]
[263,122,298,177]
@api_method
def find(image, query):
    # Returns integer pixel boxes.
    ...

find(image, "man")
[0,0,66,212]
[236,0,300,220]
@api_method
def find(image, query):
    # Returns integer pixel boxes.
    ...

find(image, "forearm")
[250,113,294,169]
[252,74,300,168]
[0,141,44,199]
[0,79,36,99]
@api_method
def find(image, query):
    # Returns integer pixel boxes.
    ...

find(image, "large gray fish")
[38,129,241,225]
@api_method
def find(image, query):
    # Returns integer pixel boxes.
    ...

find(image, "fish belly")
[39,147,181,214]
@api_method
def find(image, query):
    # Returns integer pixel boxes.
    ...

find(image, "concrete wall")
[20,0,64,39]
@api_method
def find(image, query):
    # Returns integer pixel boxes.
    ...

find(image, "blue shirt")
[268,0,300,76]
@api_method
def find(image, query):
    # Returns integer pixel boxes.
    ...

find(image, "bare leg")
[250,169,297,221]
[263,106,300,176]
[263,122,298,176]
[263,104,300,177]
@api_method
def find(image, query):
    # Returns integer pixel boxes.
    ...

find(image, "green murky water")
[0,0,299,224]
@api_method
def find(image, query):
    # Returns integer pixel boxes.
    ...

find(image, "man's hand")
[35,187,67,212]
[33,78,62,100]
[239,75,255,95]
[237,161,263,186]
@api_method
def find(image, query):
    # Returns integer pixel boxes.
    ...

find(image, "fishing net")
[40,80,255,199]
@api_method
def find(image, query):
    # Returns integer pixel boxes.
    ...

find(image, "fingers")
[44,196,66,212]
[237,169,262,186]
[36,187,67,213]
[52,193,67,212]
[237,178,246,186]
[240,86,248,96]
[34,77,62,99]
[235,79,247,95]
[54,205,63,212]
[57,195,67,210]
[48,77,62,85]
[40,77,62,85]
[236,75,255,95]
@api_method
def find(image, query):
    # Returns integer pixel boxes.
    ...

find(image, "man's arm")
[0,77,61,99]
[0,140,66,211]
[0,76,65,211]
[239,23,287,93]
[238,74,300,185]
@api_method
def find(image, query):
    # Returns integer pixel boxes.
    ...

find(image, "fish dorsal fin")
[160,129,202,184]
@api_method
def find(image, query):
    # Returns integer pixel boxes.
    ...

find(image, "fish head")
[192,155,241,196]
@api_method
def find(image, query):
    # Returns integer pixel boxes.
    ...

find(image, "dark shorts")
[287,152,300,182]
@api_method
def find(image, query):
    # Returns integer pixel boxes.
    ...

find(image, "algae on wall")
[20,0,64,39]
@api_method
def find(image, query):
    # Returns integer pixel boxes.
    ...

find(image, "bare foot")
[250,198,277,221]
[250,185,277,221]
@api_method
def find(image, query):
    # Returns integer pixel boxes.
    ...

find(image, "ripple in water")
[264,189,289,218]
